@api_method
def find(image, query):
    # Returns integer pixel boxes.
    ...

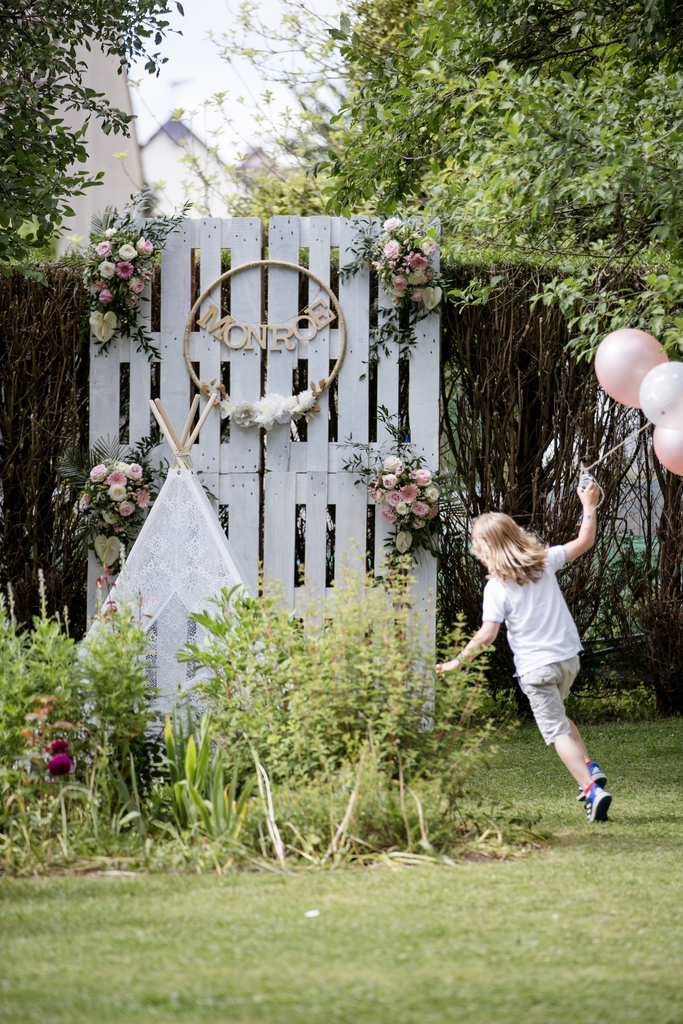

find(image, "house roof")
[141,118,205,150]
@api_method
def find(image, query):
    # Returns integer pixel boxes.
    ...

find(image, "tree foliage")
[321,0,683,355]
[0,0,183,271]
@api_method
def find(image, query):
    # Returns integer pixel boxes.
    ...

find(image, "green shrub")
[179,563,497,788]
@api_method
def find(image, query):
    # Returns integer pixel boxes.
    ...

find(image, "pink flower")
[95,241,111,257]
[412,501,430,517]
[115,261,135,280]
[386,490,402,507]
[412,468,432,485]
[427,503,439,519]
[400,484,419,503]
[383,217,402,231]
[119,501,136,517]
[47,753,72,777]
[425,271,433,282]
[92,279,106,292]
[393,276,408,291]
[79,493,91,508]
[106,471,127,486]
[136,489,151,509]
[48,740,69,754]
[129,277,145,295]
[99,288,114,304]
[383,240,401,258]
[411,290,423,302]
[407,253,429,271]
[421,239,437,255]
[382,474,398,489]
[96,575,106,587]
[381,507,397,523]
[136,237,154,256]
[90,464,107,481]
[383,455,403,472]
[127,463,143,480]
[372,488,386,504]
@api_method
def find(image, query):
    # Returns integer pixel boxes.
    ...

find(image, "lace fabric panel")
[97,466,249,716]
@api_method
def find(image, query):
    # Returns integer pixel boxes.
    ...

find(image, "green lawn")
[1,719,682,1024]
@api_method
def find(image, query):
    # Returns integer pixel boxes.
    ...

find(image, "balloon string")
[582,421,651,472]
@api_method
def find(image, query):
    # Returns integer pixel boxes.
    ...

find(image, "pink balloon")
[653,426,683,476]
[594,329,668,408]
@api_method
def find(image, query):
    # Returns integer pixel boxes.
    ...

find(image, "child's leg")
[567,718,589,761]
[554,732,593,789]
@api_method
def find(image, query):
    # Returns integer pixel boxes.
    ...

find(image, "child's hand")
[577,480,600,510]
[435,658,461,675]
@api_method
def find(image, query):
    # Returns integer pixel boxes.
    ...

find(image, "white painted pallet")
[88,216,440,644]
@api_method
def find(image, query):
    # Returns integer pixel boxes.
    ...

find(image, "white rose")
[118,244,137,260]
[408,271,426,285]
[105,228,116,238]
[424,484,440,502]
[108,483,127,501]
[102,510,118,525]
[395,501,409,515]
[231,401,260,428]
[114,461,129,473]
[98,261,116,279]
[383,217,402,231]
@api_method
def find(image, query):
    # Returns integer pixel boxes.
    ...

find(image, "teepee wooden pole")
[179,394,201,447]
[154,398,183,451]
[183,392,218,452]
[149,400,178,453]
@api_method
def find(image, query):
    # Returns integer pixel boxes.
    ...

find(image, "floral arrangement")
[82,189,188,359]
[220,387,321,430]
[343,214,443,357]
[371,217,442,313]
[369,454,441,556]
[60,436,163,568]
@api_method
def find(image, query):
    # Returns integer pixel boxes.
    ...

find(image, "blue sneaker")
[576,761,607,801]
[585,784,612,822]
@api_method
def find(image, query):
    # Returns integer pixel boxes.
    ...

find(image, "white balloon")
[639,361,683,428]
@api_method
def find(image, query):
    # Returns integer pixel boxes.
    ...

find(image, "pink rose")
[383,455,402,472]
[393,276,408,291]
[412,468,432,485]
[136,489,151,509]
[95,241,111,257]
[373,488,386,504]
[382,474,397,489]
[427,503,439,519]
[79,493,91,508]
[383,217,402,231]
[411,290,423,302]
[421,238,437,255]
[383,240,401,258]
[128,277,145,294]
[115,261,135,280]
[90,464,107,482]
[400,484,419,503]
[106,471,127,487]
[127,463,143,480]
[136,237,154,256]
[119,501,136,517]
[381,507,397,524]
[413,501,430,517]
[92,279,106,292]
[99,289,114,304]
[386,490,402,507]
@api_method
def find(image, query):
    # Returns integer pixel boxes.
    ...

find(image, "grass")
[1,718,682,1024]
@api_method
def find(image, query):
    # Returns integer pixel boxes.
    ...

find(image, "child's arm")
[563,480,600,562]
[436,620,500,674]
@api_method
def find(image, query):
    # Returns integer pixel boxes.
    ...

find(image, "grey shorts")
[517,655,581,745]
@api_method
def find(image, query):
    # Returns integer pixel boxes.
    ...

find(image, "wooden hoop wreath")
[183,260,347,400]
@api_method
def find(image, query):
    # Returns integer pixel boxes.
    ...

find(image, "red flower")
[47,753,72,776]
[47,739,69,754]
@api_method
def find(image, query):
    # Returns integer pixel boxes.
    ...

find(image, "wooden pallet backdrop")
[88,216,440,640]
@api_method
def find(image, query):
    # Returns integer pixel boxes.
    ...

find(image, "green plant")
[164,706,253,840]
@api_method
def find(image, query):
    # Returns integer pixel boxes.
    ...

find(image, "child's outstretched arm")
[436,620,500,674]
[563,480,600,562]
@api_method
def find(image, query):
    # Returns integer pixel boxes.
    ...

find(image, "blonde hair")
[471,512,548,586]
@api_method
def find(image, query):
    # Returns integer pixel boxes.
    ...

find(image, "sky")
[129,0,340,161]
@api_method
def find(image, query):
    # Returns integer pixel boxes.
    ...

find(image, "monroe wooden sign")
[197,296,335,352]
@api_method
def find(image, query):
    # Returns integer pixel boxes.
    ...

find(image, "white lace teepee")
[100,396,250,713]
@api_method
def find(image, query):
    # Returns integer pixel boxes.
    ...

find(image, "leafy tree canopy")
[0,0,183,272]
[322,0,683,355]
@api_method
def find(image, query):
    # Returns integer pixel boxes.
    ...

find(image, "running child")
[437,481,612,822]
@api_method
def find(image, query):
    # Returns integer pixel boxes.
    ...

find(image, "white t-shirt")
[481,545,582,677]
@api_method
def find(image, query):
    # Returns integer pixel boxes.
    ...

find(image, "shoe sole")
[587,790,612,822]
